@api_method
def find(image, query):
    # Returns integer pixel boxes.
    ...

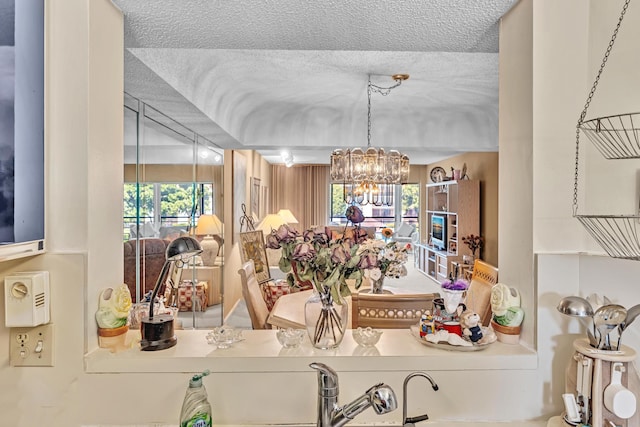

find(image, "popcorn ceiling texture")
[115,0,517,165]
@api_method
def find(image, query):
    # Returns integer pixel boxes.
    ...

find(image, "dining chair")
[351,292,440,329]
[238,260,272,329]
[466,259,499,326]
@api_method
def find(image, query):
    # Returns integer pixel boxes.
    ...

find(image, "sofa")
[123,238,170,303]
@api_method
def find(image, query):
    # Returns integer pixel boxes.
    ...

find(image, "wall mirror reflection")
[123,93,225,329]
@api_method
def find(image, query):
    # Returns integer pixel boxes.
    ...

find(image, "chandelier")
[330,74,410,206]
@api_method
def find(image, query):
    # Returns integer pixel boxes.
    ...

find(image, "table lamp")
[195,214,223,266]
[257,213,287,232]
[277,209,298,225]
[140,236,202,351]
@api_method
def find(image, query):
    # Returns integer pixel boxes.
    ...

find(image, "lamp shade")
[257,214,287,232]
[195,214,222,236]
[277,209,299,224]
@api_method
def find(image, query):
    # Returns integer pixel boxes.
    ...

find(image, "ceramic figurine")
[459,310,483,343]
[420,312,435,337]
[95,284,133,353]
[491,283,524,327]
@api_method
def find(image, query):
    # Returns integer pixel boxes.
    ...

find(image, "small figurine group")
[419,311,435,337]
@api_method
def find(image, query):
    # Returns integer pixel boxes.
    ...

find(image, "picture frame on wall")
[251,177,261,221]
[239,230,270,283]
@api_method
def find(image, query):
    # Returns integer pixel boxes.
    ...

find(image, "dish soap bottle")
[180,370,212,427]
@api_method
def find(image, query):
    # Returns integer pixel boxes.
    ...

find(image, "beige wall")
[426,153,499,267]
[3,1,640,425]
[222,150,271,319]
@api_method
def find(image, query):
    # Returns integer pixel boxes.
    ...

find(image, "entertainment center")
[415,179,480,283]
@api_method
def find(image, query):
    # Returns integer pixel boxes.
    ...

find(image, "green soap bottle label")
[181,413,211,427]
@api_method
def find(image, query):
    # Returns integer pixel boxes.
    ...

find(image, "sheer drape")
[270,165,329,231]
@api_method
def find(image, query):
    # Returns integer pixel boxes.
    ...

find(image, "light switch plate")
[10,323,54,367]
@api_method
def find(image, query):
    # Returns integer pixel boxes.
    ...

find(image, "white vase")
[441,288,466,314]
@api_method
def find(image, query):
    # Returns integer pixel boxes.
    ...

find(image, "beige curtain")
[270,165,329,231]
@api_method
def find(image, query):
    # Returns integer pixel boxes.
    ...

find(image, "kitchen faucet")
[310,362,398,427]
[402,372,439,427]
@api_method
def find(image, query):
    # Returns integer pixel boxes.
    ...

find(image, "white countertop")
[85,328,537,373]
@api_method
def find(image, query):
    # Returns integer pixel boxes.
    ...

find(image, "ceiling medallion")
[329,74,410,206]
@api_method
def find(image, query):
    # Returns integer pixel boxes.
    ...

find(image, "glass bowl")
[352,327,382,347]
[206,326,243,348]
[276,328,305,348]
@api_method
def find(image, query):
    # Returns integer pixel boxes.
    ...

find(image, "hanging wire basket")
[572,0,640,260]
[579,112,640,159]
[575,215,640,260]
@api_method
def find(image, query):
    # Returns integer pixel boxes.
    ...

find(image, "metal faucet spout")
[310,362,397,427]
[402,372,439,427]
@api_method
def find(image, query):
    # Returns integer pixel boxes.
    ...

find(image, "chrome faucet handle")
[310,362,339,397]
[402,372,439,427]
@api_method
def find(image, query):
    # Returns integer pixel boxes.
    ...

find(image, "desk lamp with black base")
[140,236,202,351]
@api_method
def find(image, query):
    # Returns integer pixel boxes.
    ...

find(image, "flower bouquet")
[356,239,409,293]
[461,234,484,259]
[440,274,469,314]
[266,221,367,348]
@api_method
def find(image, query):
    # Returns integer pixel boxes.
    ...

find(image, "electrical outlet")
[10,323,54,367]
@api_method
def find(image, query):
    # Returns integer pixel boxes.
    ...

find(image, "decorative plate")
[409,325,492,352]
[430,166,446,183]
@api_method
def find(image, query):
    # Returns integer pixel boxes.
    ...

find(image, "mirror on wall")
[123,93,224,329]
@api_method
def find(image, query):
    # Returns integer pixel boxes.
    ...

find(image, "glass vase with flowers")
[266,221,368,349]
[356,239,410,294]
[461,234,484,261]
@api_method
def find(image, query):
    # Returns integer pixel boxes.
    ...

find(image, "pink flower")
[346,205,365,223]
[330,243,351,264]
[265,233,281,249]
[292,242,316,262]
[358,252,379,270]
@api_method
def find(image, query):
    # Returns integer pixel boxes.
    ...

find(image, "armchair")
[392,222,416,244]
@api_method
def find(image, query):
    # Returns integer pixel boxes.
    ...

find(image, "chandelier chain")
[367,75,406,148]
[573,0,631,215]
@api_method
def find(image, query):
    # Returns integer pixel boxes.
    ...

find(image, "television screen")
[431,215,446,250]
[0,0,45,257]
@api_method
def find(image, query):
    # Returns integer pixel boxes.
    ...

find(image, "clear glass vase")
[304,289,348,349]
[369,276,385,294]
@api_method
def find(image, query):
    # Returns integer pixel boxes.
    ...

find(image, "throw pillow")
[396,222,415,238]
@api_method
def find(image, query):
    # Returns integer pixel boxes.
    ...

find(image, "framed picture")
[239,230,270,283]
[251,177,261,220]
[232,152,247,244]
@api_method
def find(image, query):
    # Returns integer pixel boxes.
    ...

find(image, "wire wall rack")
[573,0,640,260]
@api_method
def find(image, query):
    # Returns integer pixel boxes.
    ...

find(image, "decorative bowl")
[352,327,382,347]
[276,328,305,348]
[206,326,243,348]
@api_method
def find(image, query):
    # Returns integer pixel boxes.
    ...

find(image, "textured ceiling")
[114,0,518,165]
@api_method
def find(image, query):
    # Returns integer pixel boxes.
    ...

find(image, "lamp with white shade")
[194,214,222,266]
[256,213,287,233]
[276,209,298,225]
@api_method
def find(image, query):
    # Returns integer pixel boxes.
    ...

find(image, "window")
[330,183,419,232]
[123,182,214,240]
